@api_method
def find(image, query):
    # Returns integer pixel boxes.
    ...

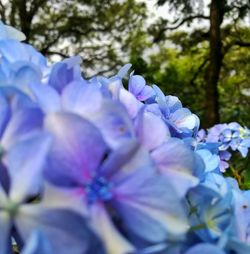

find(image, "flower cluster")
[197,123,250,172]
[0,23,250,254]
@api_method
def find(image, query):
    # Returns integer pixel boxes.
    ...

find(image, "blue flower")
[0,21,26,41]
[44,112,189,253]
[0,132,105,254]
[128,74,155,101]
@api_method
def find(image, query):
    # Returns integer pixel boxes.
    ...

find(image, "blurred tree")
[0,0,147,76]
[130,25,250,127]
[151,0,250,126]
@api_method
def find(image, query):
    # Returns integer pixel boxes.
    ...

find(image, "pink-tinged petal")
[88,100,135,149]
[138,85,155,101]
[0,211,11,254]
[119,89,142,118]
[151,138,199,197]
[165,95,182,112]
[135,111,170,151]
[90,202,135,254]
[44,112,107,185]
[8,133,52,203]
[63,83,134,149]
[170,108,197,129]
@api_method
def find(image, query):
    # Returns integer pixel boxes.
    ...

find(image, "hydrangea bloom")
[197,123,250,171]
[0,22,250,254]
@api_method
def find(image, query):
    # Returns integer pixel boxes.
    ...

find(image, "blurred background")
[0,0,249,128]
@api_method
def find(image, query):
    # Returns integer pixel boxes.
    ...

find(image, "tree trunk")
[204,0,225,127]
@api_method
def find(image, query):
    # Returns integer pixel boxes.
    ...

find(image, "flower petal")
[0,93,10,138]
[44,112,107,185]
[16,206,105,254]
[151,138,199,197]
[90,203,135,254]
[61,81,102,116]
[129,75,146,96]
[22,231,53,254]
[135,110,170,151]
[8,133,52,203]
[29,83,61,113]
[1,108,44,150]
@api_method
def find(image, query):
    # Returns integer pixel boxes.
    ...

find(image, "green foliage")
[131,23,250,127]
[0,0,147,76]
[1,0,248,123]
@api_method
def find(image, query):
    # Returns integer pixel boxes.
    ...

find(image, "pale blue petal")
[151,138,199,197]
[129,75,146,96]
[29,83,61,113]
[1,108,44,149]
[135,110,170,151]
[8,133,52,203]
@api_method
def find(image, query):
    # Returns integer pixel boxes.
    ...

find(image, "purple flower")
[0,91,43,157]
[0,132,104,254]
[128,74,155,101]
[148,85,200,138]
[44,112,189,253]
[29,80,135,149]
[48,56,82,93]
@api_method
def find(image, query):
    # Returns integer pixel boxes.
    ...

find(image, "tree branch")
[0,0,6,22]
[235,40,250,47]
[46,51,69,58]
[91,63,119,77]
[154,15,209,42]
[190,58,209,86]
[29,0,48,19]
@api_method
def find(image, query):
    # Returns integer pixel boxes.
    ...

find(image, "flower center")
[85,177,113,205]
[2,201,19,217]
